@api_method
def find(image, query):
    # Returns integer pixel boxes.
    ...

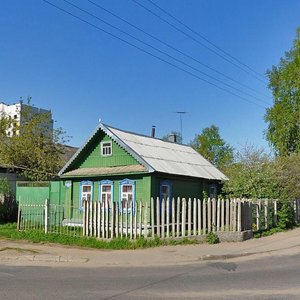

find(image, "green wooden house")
[58,123,227,219]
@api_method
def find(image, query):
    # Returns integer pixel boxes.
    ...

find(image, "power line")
[88,0,269,99]
[146,0,266,80]
[41,0,267,109]
[131,0,267,84]
[60,0,269,106]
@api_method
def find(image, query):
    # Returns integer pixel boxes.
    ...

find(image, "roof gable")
[58,124,153,176]
[59,123,227,181]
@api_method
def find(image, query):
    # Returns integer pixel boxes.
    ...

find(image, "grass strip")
[0,223,200,250]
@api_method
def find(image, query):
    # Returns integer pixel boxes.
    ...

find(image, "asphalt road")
[1,252,300,300]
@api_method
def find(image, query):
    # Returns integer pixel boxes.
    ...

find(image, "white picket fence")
[81,197,253,239]
[17,198,300,240]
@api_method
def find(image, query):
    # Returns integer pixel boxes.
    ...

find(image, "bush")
[206,232,220,244]
[277,201,295,229]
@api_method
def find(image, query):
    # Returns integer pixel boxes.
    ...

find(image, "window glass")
[81,184,92,205]
[101,141,112,156]
[121,184,133,209]
[161,184,170,200]
[101,184,112,208]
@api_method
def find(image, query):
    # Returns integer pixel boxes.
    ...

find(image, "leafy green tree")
[191,125,233,170]
[0,99,68,181]
[265,28,300,156]
[222,145,278,199]
[274,153,300,200]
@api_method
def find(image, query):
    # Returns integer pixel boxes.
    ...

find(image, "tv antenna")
[175,111,188,143]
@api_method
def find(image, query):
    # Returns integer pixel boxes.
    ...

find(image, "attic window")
[101,141,112,157]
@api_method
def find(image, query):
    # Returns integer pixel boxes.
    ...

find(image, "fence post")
[207,198,211,232]
[273,200,278,227]
[237,199,242,232]
[156,197,161,238]
[181,198,186,237]
[130,201,133,239]
[265,200,269,230]
[187,198,191,236]
[93,201,97,237]
[166,198,170,238]
[97,202,101,238]
[197,199,201,235]
[151,197,155,238]
[221,199,225,231]
[193,198,197,236]
[172,198,175,238]
[225,199,229,231]
[83,200,86,236]
[139,201,142,238]
[256,200,261,231]
[44,199,49,234]
[161,198,165,239]
[144,201,148,238]
[203,199,207,234]
[217,198,220,231]
[176,197,181,237]
[17,204,22,231]
[212,198,216,232]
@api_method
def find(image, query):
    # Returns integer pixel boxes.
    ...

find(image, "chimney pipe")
[168,133,177,143]
[151,126,156,138]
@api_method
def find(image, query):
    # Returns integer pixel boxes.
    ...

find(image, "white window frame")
[79,181,93,211]
[100,141,112,157]
[119,179,135,213]
[99,180,114,209]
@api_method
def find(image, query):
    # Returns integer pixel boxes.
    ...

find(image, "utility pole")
[176,111,188,143]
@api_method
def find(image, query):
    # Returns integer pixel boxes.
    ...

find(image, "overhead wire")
[88,0,269,99]
[146,0,266,81]
[131,0,267,84]
[60,0,269,106]
[41,0,267,109]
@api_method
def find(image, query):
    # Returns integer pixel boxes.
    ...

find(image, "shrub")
[277,201,295,229]
[206,232,220,244]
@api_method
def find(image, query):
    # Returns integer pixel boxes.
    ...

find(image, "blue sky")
[1,0,299,150]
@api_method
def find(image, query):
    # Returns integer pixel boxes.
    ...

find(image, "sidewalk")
[1,227,300,268]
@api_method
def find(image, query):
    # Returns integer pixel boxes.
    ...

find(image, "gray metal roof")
[59,123,228,181]
[108,126,228,181]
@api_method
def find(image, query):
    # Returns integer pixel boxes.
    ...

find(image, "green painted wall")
[70,174,151,205]
[59,174,152,220]
[72,133,139,169]
[150,175,219,200]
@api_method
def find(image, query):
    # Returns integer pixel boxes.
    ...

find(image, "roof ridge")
[104,123,193,148]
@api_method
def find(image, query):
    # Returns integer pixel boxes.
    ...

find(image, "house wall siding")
[151,175,217,200]
[69,174,151,207]
[78,134,139,169]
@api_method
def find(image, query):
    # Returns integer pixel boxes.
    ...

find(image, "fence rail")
[81,198,253,239]
[17,198,300,240]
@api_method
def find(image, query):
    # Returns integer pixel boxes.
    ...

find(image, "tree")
[0,99,68,181]
[191,125,233,170]
[274,152,300,200]
[222,145,278,199]
[265,27,300,156]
